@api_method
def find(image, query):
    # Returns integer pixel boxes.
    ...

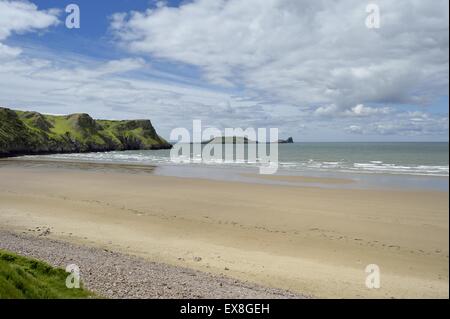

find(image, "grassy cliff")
[0,107,172,157]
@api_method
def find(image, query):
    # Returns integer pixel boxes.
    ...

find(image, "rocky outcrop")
[278,137,294,143]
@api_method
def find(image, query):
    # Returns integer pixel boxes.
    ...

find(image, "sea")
[23,142,449,191]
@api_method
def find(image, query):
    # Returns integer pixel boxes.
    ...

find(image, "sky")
[0,0,448,141]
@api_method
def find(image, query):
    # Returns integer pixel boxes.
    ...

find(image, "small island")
[201,136,294,144]
[278,137,294,144]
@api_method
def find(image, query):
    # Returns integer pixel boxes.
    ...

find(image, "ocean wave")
[351,162,449,176]
[276,160,448,176]
[23,152,449,177]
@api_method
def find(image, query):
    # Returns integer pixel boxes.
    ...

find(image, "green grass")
[0,249,96,299]
[48,115,83,139]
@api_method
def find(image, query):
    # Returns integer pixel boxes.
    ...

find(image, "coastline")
[6,155,449,192]
[0,159,448,298]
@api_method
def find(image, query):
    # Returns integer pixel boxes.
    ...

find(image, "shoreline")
[2,157,449,192]
[0,159,448,298]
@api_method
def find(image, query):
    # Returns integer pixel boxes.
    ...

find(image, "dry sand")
[0,159,448,298]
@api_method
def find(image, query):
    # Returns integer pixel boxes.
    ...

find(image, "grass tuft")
[0,249,96,299]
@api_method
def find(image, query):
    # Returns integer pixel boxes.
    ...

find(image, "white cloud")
[0,42,21,58]
[314,104,339,117]
[346,104,391,117]
[0,0,59,40]
[314,103,391,118]
[346,125,363,134]
[0,0,59,58]
[111,0,449,113]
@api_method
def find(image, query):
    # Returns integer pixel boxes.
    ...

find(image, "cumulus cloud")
[111,0,449,113]
[314,103,391,117]
[347,104,391,117]
[0,0,59,40]
[0,0,59,58]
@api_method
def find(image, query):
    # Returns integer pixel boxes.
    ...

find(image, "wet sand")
[0,159,448,298]
[240,173,355,184]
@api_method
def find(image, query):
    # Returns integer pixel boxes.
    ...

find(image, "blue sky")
[0,0,448,141]
[13,0,153,59]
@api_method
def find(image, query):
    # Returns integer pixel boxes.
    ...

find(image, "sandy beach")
[0,159,448,298]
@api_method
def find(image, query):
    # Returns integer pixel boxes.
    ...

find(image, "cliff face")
[0,107,172,157]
